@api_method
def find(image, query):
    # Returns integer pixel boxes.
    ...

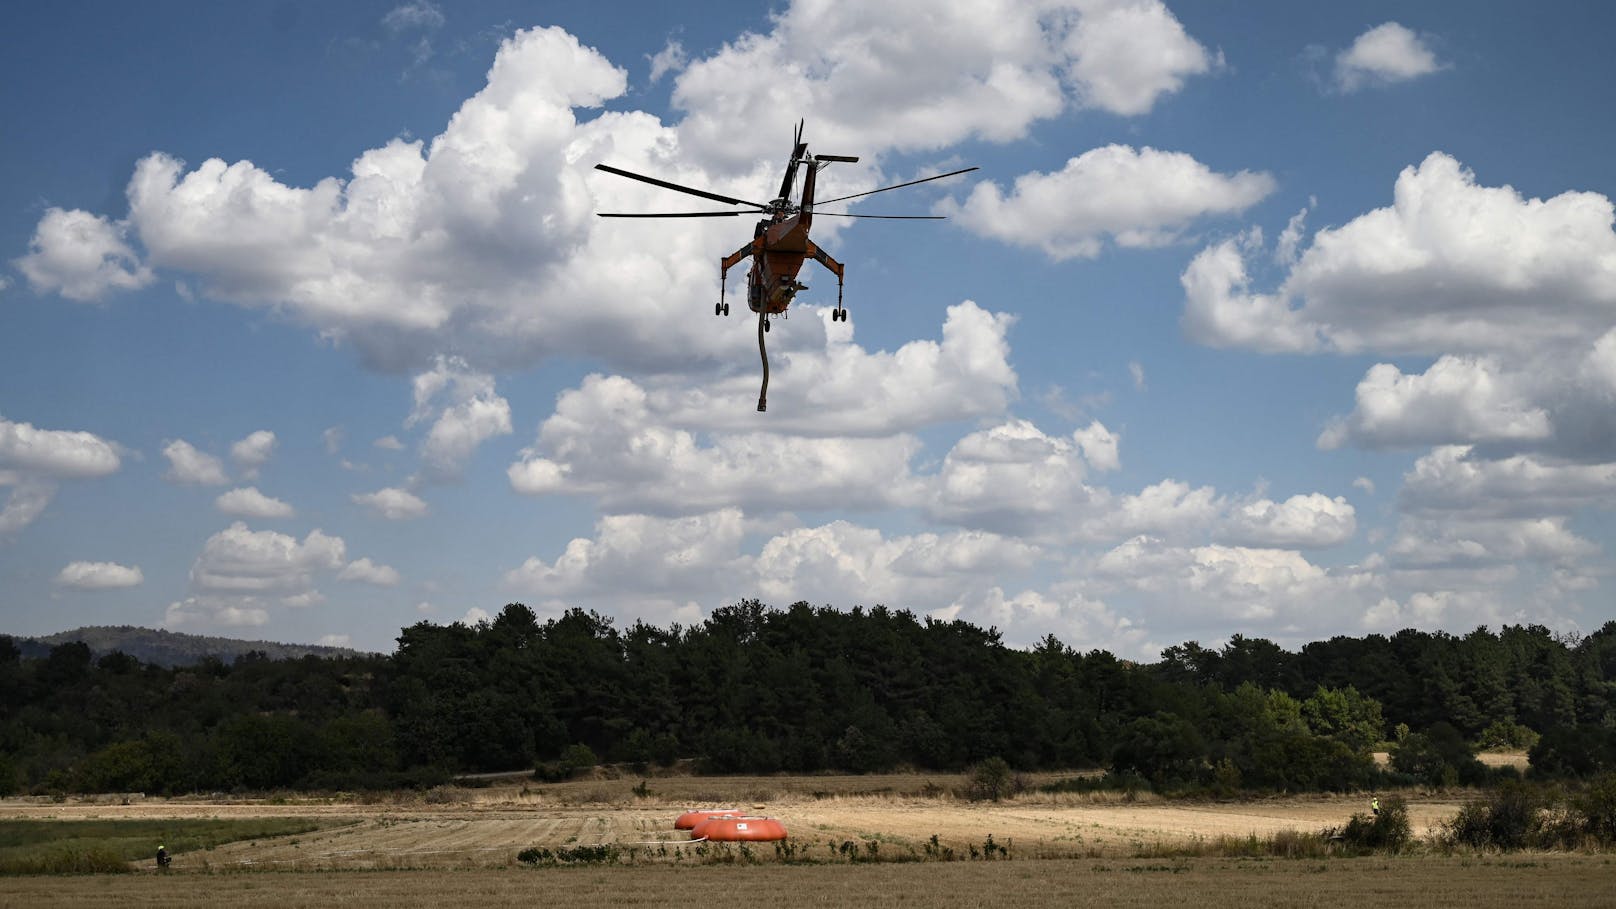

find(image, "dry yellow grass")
[0,777,1463,872]
[2,774,1608,908]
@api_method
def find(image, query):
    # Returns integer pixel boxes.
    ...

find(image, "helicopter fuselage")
[748,212,813,314]
[745,157,818,315]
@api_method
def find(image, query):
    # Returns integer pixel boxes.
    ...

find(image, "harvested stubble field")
[1,768,1609,908]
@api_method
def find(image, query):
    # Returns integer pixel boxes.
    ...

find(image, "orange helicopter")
[595,122,976,411]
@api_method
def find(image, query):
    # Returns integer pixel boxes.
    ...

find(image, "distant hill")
[10,625,370,667]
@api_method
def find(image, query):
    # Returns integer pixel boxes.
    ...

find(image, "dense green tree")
[1111,712,1206,785]
[1391,721,1487,786]
[7,601,1616,793]
[1302,685,1386,752]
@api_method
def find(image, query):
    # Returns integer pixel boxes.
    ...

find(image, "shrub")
[967,757,1015,801]
[1330,795,1410,852]
[561,743,598,773]
[1571,772,1616,844]
[1444,782,1543,849]
[533,743,601,782]
[516,844,619,865]
[1476,721,1539,751]
[0,848,130,875]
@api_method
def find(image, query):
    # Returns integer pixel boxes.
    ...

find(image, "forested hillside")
[14,626,363,667]
[2,601,1614,795]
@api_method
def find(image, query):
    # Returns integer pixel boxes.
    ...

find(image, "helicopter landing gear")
[715,301,729,316]
[830,307,847,322]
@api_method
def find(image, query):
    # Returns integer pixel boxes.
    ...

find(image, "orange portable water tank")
[675,809,740,830]
[696,816,788,842]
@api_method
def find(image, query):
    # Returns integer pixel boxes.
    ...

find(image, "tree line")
[2,601,1614,795]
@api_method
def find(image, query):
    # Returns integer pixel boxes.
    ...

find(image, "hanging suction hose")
[757,310,770,412]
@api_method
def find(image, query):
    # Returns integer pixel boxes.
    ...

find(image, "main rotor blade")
[810,212,946,220]
[597,210,756,218]
[594,164,770,209]
[815,166,980,206]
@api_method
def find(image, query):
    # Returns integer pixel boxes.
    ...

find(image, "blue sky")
[4,1,1614,656]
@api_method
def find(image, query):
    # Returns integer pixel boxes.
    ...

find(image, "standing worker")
[1371,795,1380,817]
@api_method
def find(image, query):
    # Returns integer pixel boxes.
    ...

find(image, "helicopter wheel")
[715,303,722,316]
[723,303,730,315]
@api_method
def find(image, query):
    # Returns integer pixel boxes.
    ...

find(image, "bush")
[561,743,598,773]
[1571,772,1616,844]
[1476,721,1539,751]
[534,743,600,782]
[516,844,620,865]
[1330,795,1410,852]
[1444,782,1544,849]
[967,757,1015,801]
[0,848,130,875]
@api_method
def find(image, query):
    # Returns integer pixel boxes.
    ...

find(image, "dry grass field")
[4,855,1614,908]
[2,762,1608,908]
[0,772,1469,871]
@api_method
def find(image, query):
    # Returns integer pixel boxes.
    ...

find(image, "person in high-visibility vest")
[1371,796,1381,817]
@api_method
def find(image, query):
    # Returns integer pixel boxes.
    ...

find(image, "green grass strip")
[0,818,334,875]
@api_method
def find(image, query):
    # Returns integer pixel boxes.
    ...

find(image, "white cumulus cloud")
[215,486,295,519]
[1219,493,1356,549]
[56,560,144,589]
[0,480,57,539]
[408,356,512,480]
[939,585,1150,656]
[189,522,346,595]
[946,145,1273,260]
[338,557,402,586]
[508,301,1018,513]
[0,416,122,478]
[14,207,153,301]
[165,596,269,629]
[1091,535,1374,630]
[1184,152,1616,463]
[162,439,230,486]
[1335,22,1444,93]
[0,417,122,538]
[1062,0,1217,116]
[230,430,277,479]
[382,0,443,32]
[674,0,1214,171]
[754,521,1041,610]
[1318,356,1553,450]
[1186,153,1616,358]
[166,522,382,632]
[352,486,429,520]
[19,7,1215,384]
[1398,446,1616,519]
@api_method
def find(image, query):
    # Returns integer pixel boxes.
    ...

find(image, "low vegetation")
[7,855,1614,909]
[0,818,333,875]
